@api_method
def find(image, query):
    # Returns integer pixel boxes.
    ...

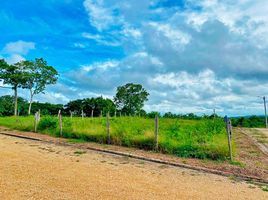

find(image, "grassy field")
[0,116,232,160]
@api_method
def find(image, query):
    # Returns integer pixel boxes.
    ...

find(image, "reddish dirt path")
[0,134,267,200]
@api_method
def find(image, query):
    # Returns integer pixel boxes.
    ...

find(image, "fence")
[25,111,232,160]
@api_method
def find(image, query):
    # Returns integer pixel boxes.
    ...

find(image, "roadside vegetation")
[0,116,230,160]
[232,115,266,128]
[0,60,235,161]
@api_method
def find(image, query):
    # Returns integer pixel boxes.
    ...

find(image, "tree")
[114,83,149,115]
[64,99,84,115]
[20,58,58,115]
[64,97,116,117]
[0,59,29,116]
[0,95,28,116]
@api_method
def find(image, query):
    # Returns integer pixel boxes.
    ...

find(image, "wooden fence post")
[224,116,233,161]
[154,115,159,151]
[58,110,63,137]
[106,112,110,144]
[34,111,38,132]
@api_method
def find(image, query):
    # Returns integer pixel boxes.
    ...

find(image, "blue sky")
[1,0,268,116]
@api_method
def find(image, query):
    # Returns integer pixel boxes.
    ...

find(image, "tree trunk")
[14,86,18,116]
[28,89,33,115]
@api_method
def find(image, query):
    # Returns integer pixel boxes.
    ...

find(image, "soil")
[0,126,267,181]
[242,128,268,155]
[0,134,268,200]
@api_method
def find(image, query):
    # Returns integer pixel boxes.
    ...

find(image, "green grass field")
[0,116,233,160]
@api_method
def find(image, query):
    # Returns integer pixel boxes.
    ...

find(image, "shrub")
[38,116,58,130]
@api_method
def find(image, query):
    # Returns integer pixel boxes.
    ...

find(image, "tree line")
[0,94,219,120]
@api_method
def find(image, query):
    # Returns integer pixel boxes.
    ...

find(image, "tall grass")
[0,116,232,160]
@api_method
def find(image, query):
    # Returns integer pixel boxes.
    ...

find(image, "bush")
[38,116,58,130]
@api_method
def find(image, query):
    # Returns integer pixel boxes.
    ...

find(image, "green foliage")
[0,58,58,115]
[114,83,149,115]
[146,111,161,118]
[31,102,63,115]
[38,116,58,130]
[0,95,28,116]
[17,58,59,114]
[0,59,30,115]
[0,95,63,116]
[0,116,230,160]
[232,115,266,128]
[0,59,29,89]
[64,96,116,117]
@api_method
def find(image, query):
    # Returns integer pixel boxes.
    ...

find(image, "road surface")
[0,134,267,200]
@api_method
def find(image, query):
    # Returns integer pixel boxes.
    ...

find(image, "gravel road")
[0,134,267,200]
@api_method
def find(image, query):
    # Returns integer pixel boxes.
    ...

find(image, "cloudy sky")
[1,0,268,116]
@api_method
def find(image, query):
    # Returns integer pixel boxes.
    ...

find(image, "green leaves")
[114,83,149,115]
[0,59,29,89]
[0,58,58,115]
[20,58,59,95]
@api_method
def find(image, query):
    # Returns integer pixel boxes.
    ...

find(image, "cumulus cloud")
[1,40,35,64]
[83,0,123,31]
[63,0,268,116]
[2,1,267,116]
[2,40,35,55]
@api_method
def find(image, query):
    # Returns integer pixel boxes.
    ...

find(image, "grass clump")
[38,116,58,130]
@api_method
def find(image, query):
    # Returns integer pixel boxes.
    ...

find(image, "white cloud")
[2,40,35,55]
[185,0,268,46]
[121,26,142,39]
[148,22,191,50]
[82,60,119,72]
[1,40,35,64]
[82,32,121,46]
[5,54,25,64]
[73,43,86,48]
[53,0,268,116]
[83,0,123,31]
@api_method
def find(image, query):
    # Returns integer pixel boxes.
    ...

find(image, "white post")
[224,116,233,161]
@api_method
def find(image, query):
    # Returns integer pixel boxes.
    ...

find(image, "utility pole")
[263,96,268,128]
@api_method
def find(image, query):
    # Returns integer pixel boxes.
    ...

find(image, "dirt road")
[240,128,268,156]
[0,134,267,200]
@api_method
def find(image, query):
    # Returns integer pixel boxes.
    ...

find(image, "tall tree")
[0,59,28,116]
[114,83,149,115]
[20,58,58,115]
